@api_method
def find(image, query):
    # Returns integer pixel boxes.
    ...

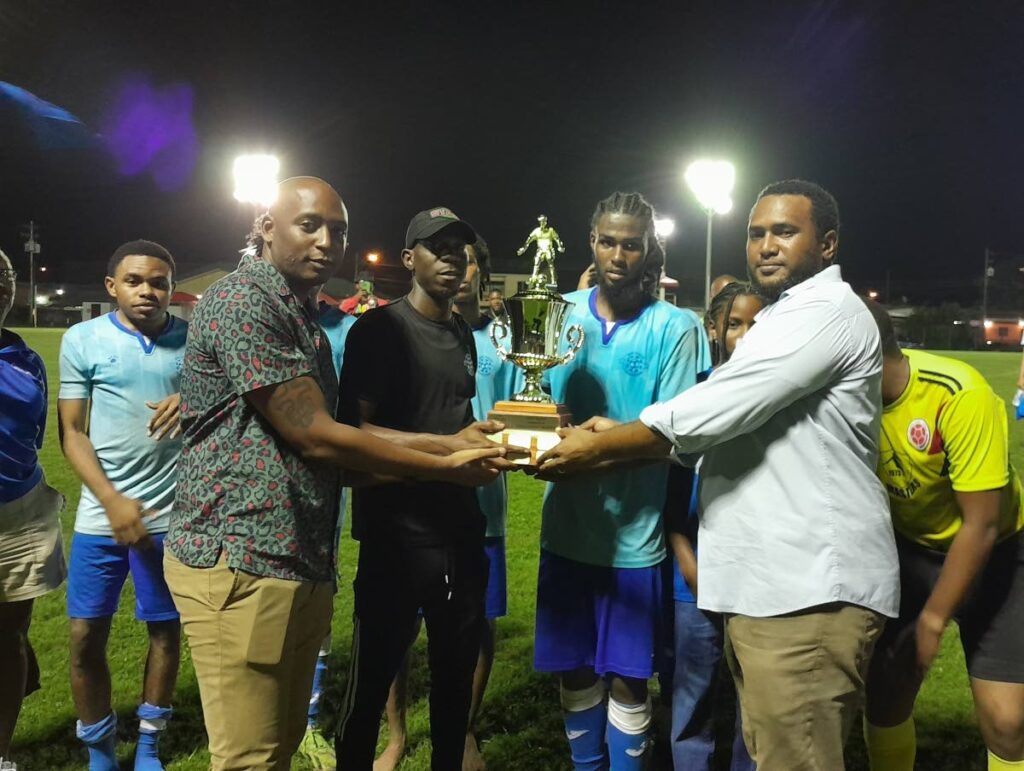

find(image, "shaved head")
[256,175,349,299]
[268,176,344,220]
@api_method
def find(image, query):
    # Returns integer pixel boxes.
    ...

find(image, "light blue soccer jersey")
[320,306,357,380]
[321,306,357,525]
[542,289,710,568]
[472,318,519,537]
[59,313,187,535]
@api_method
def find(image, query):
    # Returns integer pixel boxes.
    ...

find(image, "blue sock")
[561,683,608,771]
[606,698,651,771]
[76,711,118,771]
[134,702,172,771]
[308,649,330,729]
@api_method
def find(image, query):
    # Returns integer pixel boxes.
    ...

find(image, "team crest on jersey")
[622,352,646,376]
[478,355,494,376]
[907,418,931,451]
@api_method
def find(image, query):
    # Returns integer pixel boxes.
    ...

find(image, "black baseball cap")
[404,206,478,249]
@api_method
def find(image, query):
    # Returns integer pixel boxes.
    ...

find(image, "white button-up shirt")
[640,265,899,618]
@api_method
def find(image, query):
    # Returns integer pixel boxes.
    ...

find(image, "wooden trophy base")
[487,400,572,467]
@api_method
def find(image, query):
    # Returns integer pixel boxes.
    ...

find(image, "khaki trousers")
[164,550,333,771]
[724,603,885,771]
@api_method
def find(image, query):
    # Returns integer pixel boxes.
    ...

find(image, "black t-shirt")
[338,297,483,544]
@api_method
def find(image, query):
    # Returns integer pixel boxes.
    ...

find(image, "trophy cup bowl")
[488,287,584,465]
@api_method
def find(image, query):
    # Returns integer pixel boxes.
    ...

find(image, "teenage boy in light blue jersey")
[58,240,185,771]
[297,299,357,770]
[536,192,710,770]
[456,236,519,767]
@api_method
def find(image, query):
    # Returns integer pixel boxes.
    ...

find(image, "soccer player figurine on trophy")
[516,214,565,290]
[488,216,584,465]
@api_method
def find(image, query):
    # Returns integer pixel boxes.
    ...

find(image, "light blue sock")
[606,697,650,770]
[76,711,118,771]
[561,682,608,771]
[308,649,330,729]
[134,702,172,771]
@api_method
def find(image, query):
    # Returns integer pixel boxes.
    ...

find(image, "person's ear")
[104,276,117,300]
[401,248,415,272]
[821,229,838,264]
[260,213,275,247]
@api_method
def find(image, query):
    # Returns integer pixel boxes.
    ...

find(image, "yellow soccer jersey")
[878,349,1024,551]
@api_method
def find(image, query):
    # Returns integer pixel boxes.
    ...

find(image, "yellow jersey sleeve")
[938,385,1010,493]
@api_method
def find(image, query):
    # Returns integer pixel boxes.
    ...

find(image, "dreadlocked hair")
[591,191,663,298]
[243,212,271,256]
[705,282,766,366]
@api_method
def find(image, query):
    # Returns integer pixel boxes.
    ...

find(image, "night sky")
[2,0,1022,306]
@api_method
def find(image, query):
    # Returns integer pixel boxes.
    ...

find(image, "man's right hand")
[102,493,154,548]
[437,446,511,486]
[445,420,505,451]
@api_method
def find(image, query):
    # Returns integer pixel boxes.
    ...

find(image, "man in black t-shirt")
[335,207,495,770]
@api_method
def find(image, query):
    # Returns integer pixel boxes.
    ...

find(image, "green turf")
[9,328,1022,769]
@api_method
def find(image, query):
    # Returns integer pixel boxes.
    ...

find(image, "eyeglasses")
[0,268,16,282]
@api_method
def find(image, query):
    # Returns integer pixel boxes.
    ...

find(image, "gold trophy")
[488,216,584,465]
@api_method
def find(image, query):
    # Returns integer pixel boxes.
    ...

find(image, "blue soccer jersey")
[472,318,519,537]
[0,330,47,502]
[59,313,187,535]
[321,306,357,525]
[320,305,357,379]
[542,289,710,568]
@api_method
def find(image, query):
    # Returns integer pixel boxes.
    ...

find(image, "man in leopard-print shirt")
[164,176,506,770]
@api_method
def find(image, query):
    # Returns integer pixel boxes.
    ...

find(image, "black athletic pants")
[335,532,488,770]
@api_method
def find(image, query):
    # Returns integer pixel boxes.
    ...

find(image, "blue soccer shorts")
[66,532,179,621]
[534,550,669,679]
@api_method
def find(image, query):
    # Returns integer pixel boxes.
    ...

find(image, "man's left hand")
[146,394,182,440]
[535,426,603,480]
[915,610,946,674]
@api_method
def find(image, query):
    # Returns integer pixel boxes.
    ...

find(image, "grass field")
[8,328,1024,770]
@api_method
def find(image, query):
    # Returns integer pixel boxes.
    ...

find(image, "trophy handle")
[490,317,511,361]
[557,324,585,365]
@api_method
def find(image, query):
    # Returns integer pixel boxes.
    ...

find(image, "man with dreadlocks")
[533,191,710,770]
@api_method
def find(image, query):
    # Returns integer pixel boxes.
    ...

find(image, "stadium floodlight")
[868,290,879,299]
[35,294,49,306]
[233,154,280,208]
[366,252,380,264]
[685,159,735,307]
[654,217,676,239]
[56,288,65,296]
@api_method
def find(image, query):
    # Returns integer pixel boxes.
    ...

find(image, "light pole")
[684,160,735,308]
[22,220,41,327]
[357,251,380,281]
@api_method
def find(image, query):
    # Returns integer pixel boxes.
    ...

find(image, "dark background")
[2,0,1023,306]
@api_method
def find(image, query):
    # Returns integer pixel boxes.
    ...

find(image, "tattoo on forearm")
[274,379,319,429]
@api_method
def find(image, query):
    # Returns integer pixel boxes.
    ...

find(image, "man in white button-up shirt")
[539,180,899,771]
